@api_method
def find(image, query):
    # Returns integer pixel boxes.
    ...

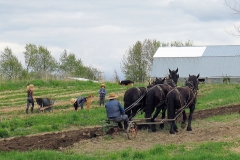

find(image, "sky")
[0,0,240,81]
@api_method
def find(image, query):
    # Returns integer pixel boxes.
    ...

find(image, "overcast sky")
[0,0,239,80]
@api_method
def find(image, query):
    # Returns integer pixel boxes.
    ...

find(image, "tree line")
[0,44,102,81]
[0,40,193,82]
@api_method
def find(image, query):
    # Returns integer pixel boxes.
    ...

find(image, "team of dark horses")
[123,68,200,134]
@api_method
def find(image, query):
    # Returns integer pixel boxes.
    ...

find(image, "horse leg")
[145,108,154,131]
[181,110,187,129]
[151,108,161,132]
[187,105,195,131]
[160,107,167,129]
[169,120,176,134]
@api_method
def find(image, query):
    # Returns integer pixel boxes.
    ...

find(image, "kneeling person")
[105,93,129,130]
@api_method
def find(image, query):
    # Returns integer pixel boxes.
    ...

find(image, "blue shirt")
[99,88,106,95]
[105,99,124,118]
[76,97,85,107]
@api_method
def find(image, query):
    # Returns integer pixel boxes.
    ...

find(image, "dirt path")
[1,105,240,152]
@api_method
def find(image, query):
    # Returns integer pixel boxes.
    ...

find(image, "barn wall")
[151,56,240,79]
[177,77,240,84]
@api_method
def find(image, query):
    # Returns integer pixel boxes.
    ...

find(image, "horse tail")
[145,90,154,120]
[167,91,176,120]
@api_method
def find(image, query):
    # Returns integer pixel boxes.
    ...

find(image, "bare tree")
[225,0,240,36]
[113,69,120,82]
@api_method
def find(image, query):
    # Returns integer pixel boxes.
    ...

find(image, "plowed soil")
[1,105,240,152]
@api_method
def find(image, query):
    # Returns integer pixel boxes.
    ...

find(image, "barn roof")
[151,45,240,78]
[154,45,240,58]
[203,46,240,57]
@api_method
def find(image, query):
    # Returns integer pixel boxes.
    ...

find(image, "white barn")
[151,45,240,83]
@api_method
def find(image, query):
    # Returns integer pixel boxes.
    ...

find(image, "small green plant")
[223,75,231,84]
[0,129,10,138]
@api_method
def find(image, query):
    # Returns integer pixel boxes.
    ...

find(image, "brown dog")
[85,94,94,109]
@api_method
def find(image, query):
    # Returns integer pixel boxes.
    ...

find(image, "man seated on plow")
[105,93,129,130]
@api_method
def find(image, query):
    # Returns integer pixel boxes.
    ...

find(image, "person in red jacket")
[26,84,35,114]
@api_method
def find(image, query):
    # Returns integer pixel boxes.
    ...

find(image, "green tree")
[59,50,84,77]
[142,39,161,80]
[23,43,38,73]
[121,39,194,82]
[36,45,58,72]
[0,47,23,80]
[23,44,58,79]
[121,41,146,83]
[59,50,102,80]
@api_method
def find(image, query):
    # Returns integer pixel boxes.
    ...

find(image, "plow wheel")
[126,121,138,140]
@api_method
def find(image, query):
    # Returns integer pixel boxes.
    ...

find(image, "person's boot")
[124,121,129,130]
[118,122,123,129]
[26,108,28,114]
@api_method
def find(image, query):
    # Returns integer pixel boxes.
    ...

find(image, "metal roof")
[153,45,240,58]
[153,47,205,57]
[203,46,240,57]
[151,45,240,78]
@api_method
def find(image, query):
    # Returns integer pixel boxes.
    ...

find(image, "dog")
[85,94,94,109]
[118,80,134,87]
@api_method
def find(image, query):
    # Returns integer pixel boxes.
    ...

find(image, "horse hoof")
[169,131,175,134]
[174,129,178,132]
[160,124,164,129]
[181,123,186,129]
[187,127,192,131]
[152,128,157,132]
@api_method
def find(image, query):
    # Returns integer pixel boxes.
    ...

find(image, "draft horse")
[166,74,199,134]
[144,68,179,132]
[166,68,179,86]
[124,77,166,120]
[123,87,147,120]
[148,77,166,88]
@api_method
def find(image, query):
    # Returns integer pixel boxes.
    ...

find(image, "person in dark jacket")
[26,84,35,114]
[99,84,107,106]
[70,97,87,110]
[105,93,129,129]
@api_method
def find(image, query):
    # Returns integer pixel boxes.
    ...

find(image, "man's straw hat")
[107,93,118,99]
[28,84,34,90]
[100,84,105,88]
[70,98,77,104]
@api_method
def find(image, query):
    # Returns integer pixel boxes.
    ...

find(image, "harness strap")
[124,88,147,113]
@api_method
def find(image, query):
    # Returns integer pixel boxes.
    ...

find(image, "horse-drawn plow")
[101,119,138,140]
[102,72,199,139]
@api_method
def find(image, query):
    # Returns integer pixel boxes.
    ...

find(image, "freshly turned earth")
[1,105,240,152]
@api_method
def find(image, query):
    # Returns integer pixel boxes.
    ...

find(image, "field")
[1,80,240,159]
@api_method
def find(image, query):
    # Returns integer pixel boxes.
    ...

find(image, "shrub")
[0,129,10,138]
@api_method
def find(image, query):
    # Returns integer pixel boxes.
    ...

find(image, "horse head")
[155,77,166,84]
[168,68,179,85]
[147,77,166,88]
[185,74,200,92]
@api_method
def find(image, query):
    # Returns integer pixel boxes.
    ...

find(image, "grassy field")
[1,79,240,159]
